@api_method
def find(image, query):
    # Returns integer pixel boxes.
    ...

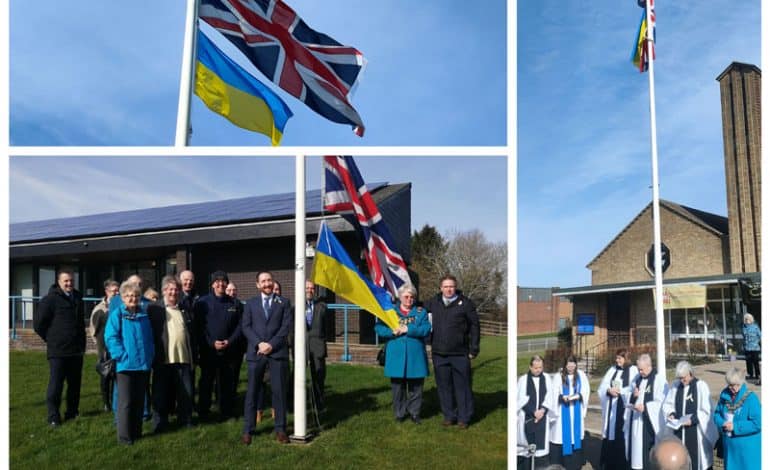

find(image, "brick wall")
[590,205,726,285]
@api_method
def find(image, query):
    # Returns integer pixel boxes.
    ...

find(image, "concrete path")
[564,359,760,469]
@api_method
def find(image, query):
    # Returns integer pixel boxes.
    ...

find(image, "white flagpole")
[292,154,308,441]
[175,0,199,147]
[644,0,666,378]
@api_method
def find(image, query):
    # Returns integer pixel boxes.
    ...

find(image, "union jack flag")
[323,156,412,298]
[199,0,366,136]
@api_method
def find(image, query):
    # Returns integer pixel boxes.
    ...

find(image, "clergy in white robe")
[517,355,555,468]
[549,355,590,470]
[598,349,638,470]
[622,353,668,470]
[661,361,719,470]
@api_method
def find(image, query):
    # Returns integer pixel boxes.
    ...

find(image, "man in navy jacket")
[423,275,480,429]
[34,268,86,426]
[195,271,242,420]
[240,271,292,444]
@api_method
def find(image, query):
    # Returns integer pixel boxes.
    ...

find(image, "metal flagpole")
[175,0,199,147]
[643,0,666,378]
[291,154,309,442]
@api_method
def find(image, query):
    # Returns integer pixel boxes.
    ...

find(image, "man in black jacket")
[423,275,480,429]
[195,270,243,420]
[33,269,86,427]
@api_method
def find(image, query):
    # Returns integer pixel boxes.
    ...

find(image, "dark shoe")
[241,433,252,445]
[275,431,290,444]
[411,415,421,424]
[63,412,78,421]
[49,421,61,428]
[395,416,406,423]
[457,422,469,429]
[442,420,455,427]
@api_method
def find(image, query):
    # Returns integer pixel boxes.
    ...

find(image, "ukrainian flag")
[312,223,400,330]
[195,21,292,146]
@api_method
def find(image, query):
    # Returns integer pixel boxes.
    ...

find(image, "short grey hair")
[397,284,417,298]
[649,435,692,470]
[724,366,745,386]
[744,313,755,324]
[119,281,142,298]
[161,275,180,291]
[675,361,695,380]
[637,353,652,367]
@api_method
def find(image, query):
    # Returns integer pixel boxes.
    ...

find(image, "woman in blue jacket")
[713,366,761,469]
[105,281,155,445]
[742,313,761,382]
[374,284,431,424]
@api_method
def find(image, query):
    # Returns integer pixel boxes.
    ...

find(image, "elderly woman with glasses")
[661,361,718,470]
[713,366,761,470]
[104,281,155,445]
[374,284,431,424]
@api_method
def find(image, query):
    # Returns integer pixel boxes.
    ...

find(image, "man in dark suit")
[241,271,292,445]
[303,280,328,410]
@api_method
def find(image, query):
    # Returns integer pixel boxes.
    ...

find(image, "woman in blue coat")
[105,281,155,445]
[713,366,761,469]
[742,313,761,382]
[374,284,431,424]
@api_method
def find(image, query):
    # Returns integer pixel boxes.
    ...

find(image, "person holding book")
[597,348,638,470]
[661,361,718,470]
[517,355,555,468]
[623,353,667,470]
[549,355,590,470]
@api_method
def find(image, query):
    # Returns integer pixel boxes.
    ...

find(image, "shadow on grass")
[314,385,391,430]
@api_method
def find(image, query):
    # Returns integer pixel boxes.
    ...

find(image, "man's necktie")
[263,297,270,320]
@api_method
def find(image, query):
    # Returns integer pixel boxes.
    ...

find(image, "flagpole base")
[289,432,315,444]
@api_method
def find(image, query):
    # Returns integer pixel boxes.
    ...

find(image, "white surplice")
[660,379,719,470]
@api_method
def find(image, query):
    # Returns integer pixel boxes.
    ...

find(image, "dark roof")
[716,62,761,82]
[11,182,390,243]
[553,272,761,297]
[587,200,727,268]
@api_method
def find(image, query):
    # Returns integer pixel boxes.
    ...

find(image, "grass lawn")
[10,336,506,469]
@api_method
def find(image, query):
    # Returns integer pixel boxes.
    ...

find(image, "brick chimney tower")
[716,62,761,273]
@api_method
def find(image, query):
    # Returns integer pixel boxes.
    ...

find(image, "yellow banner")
[654,284,707,309]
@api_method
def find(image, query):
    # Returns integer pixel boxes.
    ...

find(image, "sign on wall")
[645,243,671,277]
[576,313,595,335]
[653,284,706,309]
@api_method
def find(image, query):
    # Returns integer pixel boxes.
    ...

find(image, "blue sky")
[9,0,507,146]
[9,156,508,243]
[517,0,761,287]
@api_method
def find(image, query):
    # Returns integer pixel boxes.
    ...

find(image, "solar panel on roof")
[11,183,387,243]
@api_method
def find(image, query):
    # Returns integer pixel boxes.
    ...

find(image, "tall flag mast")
[176,0,199,146]
[634,0,666,377]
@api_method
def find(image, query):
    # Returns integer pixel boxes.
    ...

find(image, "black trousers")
[550,444,585,470]
[198,352,236,418]
[745,351,761,378]
[152,363,193,429]
[432,354,474,424]
[46,355,84,423]
[391,378,424,419]
[309,351,326,409]
[243,356,288,433]
[116,371,149,444]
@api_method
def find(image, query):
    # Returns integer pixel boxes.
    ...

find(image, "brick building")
[517,287,572,335]
[10,183,412,351]
[553,62,761,359]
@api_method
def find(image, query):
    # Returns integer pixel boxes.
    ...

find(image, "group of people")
[518,350,762,470]
[35,268,327,445]
[33,269,482,447]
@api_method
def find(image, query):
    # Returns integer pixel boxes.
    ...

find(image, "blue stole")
[561,373,582,455]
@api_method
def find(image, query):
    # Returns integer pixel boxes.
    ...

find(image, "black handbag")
[376,344,386,366]
[95,358,115,378]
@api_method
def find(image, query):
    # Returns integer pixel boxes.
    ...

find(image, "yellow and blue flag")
[312,222,400,330]
[195,21,292,146]
[631,0,656,72]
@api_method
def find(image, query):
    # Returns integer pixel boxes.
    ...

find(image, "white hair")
[675,361,695,379]
[724,366,745,386]
[744,313,755,324]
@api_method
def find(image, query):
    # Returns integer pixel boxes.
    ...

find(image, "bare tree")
[443,229,507,314]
